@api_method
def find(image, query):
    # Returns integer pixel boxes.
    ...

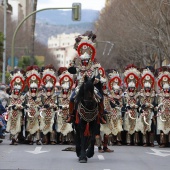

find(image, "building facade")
[48,33,80,67]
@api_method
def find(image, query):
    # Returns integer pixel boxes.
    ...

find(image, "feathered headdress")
[10,69,25,92]
[157,66,170,90]
[59,70,73,90]
[57,67,67,76]
[124,64,140,88]
[140,68,155,89]
[42,64,57,88]
[26,65,41,89]
[75,31,97,62]
[108,70,122,90]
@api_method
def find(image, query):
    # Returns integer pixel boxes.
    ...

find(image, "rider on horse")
[67,31,105,124]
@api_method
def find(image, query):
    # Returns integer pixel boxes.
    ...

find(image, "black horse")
[74,76,100,163]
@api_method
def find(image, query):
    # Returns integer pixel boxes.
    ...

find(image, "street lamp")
[97,41,114,55]
[11,3,81,69]
[2,0,7,84]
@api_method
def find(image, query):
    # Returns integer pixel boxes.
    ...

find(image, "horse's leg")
[75,124,81,157]
[86,120,96,158]
[79,121,88,163]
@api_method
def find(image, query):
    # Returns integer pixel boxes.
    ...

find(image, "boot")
[134,132,139,146]
[117,132,122,146]
[67,132,74,144]
[99,101,107,124]
[108,134,113,146]
[10,137,18,145]
[95,135,104,153]
[142,134,148,147]
[27,134,33,145]
[35,130,41,141]
[50,131,57,145]
[66,101,74,123]
[168,133,170,147]
[35,130,41,145]
[159,133,166,148]
[126,133,131,145]
[42,135,48,145]
[149,133,154,147]
[103,134,114,152]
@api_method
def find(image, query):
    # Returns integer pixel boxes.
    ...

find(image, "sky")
[37,0,106,11]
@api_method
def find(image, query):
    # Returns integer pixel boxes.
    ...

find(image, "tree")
[95,0,170,70]
[18,56,38,70]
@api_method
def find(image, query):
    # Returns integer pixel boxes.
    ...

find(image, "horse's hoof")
[76,148,81,157]
[79,157,87,163]
[86,150,94,158]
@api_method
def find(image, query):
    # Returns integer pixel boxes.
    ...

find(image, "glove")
[110,101,116,108]
[53,108,57,111]
[44,104,50,109]
[12,105,16,110]
[59,105,62,109]
[141,104,146,109]
[140,109,143,113]
[126,106,131,110]
[115,100,120,105]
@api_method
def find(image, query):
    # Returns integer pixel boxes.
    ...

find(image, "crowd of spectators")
[0,84,9,144]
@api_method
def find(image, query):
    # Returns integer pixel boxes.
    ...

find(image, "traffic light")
[72,3,81,21]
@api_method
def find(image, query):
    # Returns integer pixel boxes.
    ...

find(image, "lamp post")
[2,0,7,84]
[97,41,114,55]
[11,4,81,69]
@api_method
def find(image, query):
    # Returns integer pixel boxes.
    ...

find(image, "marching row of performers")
[5,63,170,148]
[4,31,170,148]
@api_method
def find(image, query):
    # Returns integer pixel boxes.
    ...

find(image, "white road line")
[104,169,110,170]
[98,154,105,160]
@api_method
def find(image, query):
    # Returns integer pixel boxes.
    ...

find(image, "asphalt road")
[0,136,170,170]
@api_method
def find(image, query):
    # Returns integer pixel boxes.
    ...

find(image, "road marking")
[3,150,13,154]
[98,155,105,160]
[104,169,110,170]
[146,148,170,157]
[26,147,49,154]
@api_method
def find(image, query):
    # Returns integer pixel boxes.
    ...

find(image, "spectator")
[0,101,7,141]
[0,84,9,108]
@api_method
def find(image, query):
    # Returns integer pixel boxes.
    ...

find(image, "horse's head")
[83,76,95,100]
[76,75,96,109]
